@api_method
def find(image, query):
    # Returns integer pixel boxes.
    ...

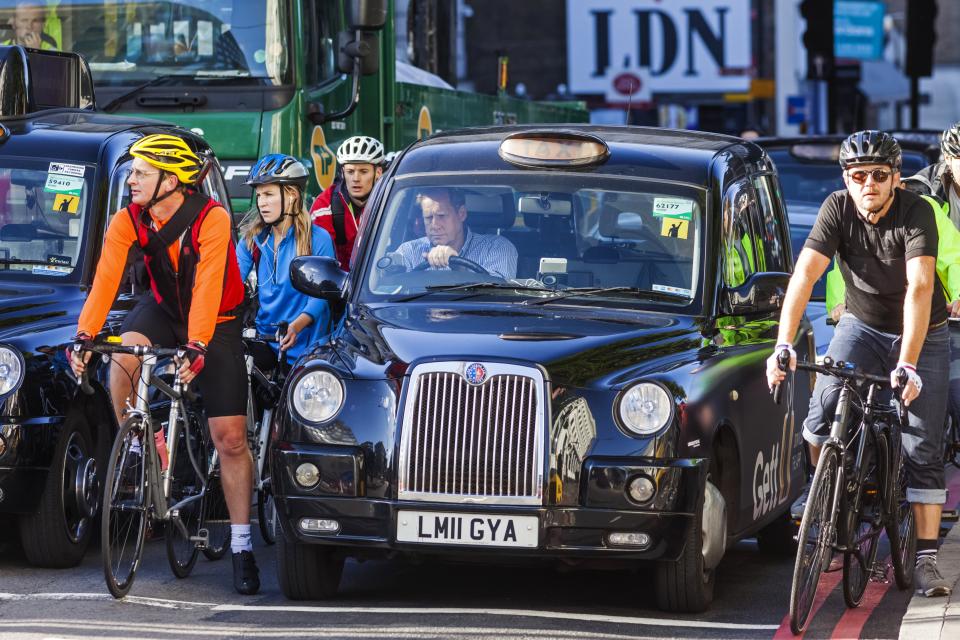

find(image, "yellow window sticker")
[661,217,689,239]
[53,193,80,214]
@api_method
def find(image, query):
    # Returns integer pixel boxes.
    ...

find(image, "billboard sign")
[834,1,884,61]
[567,0,752,101]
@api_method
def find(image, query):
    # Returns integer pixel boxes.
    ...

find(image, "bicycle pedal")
[869,562,891,584]
[941,509,959,523]
[190,528,210,549]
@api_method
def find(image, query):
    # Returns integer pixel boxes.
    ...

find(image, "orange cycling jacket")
[78,196,241,345]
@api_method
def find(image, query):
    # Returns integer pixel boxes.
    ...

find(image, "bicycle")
[772,352,916,634]
[242,322,288,545]
[81,339,230,598]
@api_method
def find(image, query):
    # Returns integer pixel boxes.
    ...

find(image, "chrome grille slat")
[398,362,545,505]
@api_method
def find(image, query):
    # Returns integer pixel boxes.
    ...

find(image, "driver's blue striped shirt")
[394,229,518,279]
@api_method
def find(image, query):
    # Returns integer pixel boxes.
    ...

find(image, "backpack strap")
[135,193,205,257]
[331,189,348,248]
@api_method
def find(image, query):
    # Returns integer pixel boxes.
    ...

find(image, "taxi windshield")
[0,0,291,86]
[363,174,703,308]
[0,159,91,280]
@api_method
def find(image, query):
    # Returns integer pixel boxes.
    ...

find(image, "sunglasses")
[847,168,893,185]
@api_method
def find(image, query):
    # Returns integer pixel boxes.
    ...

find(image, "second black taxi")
[273,125,814,612]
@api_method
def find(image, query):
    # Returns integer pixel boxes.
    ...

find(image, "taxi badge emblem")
[464,363,487,385]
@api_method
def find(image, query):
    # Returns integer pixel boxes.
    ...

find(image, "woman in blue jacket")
[237,154,335,364]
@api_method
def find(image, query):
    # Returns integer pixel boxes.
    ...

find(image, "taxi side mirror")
[291,256,347,301]
[720,272,791,316]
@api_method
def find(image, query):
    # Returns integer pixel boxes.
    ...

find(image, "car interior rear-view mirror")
[517,193,572,216]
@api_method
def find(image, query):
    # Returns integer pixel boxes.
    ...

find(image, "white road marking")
[0,592,779,632]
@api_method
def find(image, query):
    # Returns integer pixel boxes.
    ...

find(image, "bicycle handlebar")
[771,350,910,425]
[242,321,288,345]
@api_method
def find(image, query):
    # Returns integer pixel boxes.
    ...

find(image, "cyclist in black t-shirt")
[766,130,952,598]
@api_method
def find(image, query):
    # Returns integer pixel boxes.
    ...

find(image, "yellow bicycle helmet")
[129,134,202,184]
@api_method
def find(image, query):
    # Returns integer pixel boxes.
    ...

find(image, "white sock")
[231,524,253,553]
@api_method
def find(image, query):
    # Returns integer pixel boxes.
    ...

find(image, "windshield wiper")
[101,74,272,112]
[0,258,71,267]
[394,282,547,302]
[102,74,196,112]
[522,286,690,306]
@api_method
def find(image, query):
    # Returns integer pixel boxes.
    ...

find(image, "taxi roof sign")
[499,131,609,168]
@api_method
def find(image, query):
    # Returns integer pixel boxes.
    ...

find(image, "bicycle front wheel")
[886,433,916,590]
[102,416,150,599]
[789,445,840,634]
[843,431,883,608]
[202,457,231,560]
[258,487,276,545]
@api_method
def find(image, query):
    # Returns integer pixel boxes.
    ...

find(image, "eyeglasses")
[126,169,160,182]
[847,168,893,185]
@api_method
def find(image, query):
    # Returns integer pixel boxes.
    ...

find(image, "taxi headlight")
[292,370,344,424]
[0,347,23,396]
[617,382,673,436]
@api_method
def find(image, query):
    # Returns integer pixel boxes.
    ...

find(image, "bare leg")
[209,415,253,525]
[108,331,152,423]
[914,503,943,541]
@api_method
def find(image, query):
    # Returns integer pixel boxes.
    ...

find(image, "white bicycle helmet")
[337,135,385,165]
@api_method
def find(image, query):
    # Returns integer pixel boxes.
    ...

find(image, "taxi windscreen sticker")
[44,173,83,197]
[53,193,80,214]
[653,283,692,297]
[652,197,693,221]
[47,162,85,177]
[660,217,689,239]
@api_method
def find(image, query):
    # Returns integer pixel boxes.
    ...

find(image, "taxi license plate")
[396,510,538,548]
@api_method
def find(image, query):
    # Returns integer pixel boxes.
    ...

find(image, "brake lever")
[772,349,791,405]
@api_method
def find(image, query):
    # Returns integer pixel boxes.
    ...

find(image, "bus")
[0,0,587,209]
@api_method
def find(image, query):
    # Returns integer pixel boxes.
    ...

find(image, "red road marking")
[828,556,893,639]
[772,564,843,638]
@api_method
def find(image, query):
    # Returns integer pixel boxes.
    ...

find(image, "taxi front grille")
[398,363,545,505]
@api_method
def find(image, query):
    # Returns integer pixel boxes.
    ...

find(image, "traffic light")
[800,0,834,80]
[905,0,937,77]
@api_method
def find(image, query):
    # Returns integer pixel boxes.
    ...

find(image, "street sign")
[786,96,807,124]
[834,1,884,61]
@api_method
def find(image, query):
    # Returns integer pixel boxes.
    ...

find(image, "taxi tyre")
[655,478,722,613]
[277,529,345,599]
[18,415,100,567]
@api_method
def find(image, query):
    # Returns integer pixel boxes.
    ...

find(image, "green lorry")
[0,0,586,209]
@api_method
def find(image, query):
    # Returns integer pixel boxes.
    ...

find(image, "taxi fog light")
[627,475,656,504]
[295,462,320,488]
[607,532,651,548]
[299,518,340,533]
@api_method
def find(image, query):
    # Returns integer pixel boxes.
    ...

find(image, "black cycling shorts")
[120,295,248,418]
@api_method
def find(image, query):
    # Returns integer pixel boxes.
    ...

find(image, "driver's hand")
[22,31,41,48]
[829,303,846,323]
[424,245,458,269]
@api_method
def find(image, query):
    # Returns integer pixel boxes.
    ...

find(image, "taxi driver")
[394,187,517,279]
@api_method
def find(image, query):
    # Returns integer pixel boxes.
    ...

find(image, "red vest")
[127,191,245,323]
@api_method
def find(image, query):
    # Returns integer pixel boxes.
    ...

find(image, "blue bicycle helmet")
[245,154,309,188]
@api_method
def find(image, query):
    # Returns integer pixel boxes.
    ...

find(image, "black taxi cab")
[0,45,231,567]
[274,125,815,612]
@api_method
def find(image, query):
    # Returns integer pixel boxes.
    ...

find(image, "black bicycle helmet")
[838,130,902,170]
[245,154,309,189]
[941,123,960,158]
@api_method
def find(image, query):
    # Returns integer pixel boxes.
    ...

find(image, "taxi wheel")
[655,481,719,613]
[277,531,344,600]
[18,419,97,568]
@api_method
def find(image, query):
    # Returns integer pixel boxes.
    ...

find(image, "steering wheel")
[411,255,491,275]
